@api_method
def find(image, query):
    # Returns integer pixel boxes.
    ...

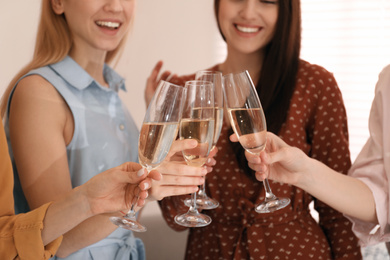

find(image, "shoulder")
[376,64,390,94]
[298,60,336,83]
[9,73,67,125]
[13,74,63,104]
[296,59,341,96]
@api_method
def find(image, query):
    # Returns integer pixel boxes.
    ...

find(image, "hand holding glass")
[223,71,290,213]
[110,81,185,231]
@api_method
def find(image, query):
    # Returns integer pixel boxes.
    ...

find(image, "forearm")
[42,186,92,246]
[299,158,377,223]
[43,187,119,258]
[55,214,118,257]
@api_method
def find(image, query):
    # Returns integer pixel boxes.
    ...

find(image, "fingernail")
[201,168,208,175]
[137,168,145,177]
[144,182,149,189]
[207,158,212,164]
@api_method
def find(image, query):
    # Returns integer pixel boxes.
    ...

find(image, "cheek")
[217,9,231,35]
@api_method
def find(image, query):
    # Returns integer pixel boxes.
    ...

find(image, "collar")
[49,56,126,92]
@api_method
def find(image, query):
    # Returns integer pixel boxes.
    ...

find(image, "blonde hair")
[0,0,128,118]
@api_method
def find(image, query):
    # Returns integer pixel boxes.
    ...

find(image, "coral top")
[159,60,362,259]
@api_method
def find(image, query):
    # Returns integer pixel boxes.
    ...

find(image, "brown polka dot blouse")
[159,60,362,260]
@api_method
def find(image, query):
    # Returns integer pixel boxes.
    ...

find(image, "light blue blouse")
[4,56,144,260]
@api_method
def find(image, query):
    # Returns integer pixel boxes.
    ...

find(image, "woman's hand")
[230,132,310,186]
[82,162,161,215]
[148,139,215,201]
[145,61,177,107]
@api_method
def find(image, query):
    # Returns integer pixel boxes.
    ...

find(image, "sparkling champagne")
[228,108,267,155]
[180,118,214,167]
[138,122,179,170]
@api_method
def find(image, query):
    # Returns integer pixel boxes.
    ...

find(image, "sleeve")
[0,203,63,260]
[346,65,390,246]
[309,69,362,259]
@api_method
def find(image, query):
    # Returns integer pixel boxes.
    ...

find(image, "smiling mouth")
[96,21,120,30]
[235,25,260,33]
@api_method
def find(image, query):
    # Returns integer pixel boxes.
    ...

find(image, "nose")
[104,0,124,12]
[239,0,257,20]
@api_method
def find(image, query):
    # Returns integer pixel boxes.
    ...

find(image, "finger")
[139,179,152,191]
[204,165,214,173]
[168,139,198,157]
[147,170,162,181]
[255,171,268,182]
[248,162,263,172]
[260,149,282,165]
[158,174,205,186]
[150,61,163,79]
[159,71,172,82]
[205,157,216,166]
[209,146,218,158]
[119,167,148,185]
[229,133,239,142]
[138,190,149,200]
[245,151,260,163]
[169,75,183,86]
[158,161,207,176]
[117,161,142,172]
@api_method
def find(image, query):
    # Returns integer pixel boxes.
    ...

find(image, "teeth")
[236,25,259,33]
[96,21,120,29]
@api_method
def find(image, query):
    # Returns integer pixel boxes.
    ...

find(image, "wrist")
[71,186,95,219]
[294,157,319,190]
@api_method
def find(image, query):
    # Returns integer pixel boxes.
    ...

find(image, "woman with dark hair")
[147,0,362,259]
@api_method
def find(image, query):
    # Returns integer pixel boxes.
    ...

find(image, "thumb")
[116,162,148,184]
[229,133,239,142]
[169,139,197,155]
[259,149,283,165]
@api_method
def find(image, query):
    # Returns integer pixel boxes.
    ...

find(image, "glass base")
[255,197,290,213]
[174,209,212,227]
[110,216,147,232]
[184,196,219,210]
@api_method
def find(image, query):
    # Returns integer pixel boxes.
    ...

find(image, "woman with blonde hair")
[1,0,207,259]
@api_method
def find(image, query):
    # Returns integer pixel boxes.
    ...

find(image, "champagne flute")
[223,70,290,213]
[184,70,223,210]
[110,81,186,232]
[174,80,215,227]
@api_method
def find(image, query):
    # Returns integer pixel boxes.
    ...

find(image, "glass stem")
[124,192,139,220]
[199,182,206,197]
[263,178,276,200]
[190,191,198,213]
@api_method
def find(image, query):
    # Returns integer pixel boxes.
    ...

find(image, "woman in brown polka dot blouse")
[149,0,362,259]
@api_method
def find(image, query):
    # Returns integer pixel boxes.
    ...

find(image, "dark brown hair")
[214,0,301,175]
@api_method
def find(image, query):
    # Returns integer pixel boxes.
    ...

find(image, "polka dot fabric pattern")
[159,60,362,259]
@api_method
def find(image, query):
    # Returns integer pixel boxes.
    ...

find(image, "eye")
[261,0,278,4]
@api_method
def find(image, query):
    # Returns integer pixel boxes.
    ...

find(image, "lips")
[95,20,121,30]
[235,24,261,33]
